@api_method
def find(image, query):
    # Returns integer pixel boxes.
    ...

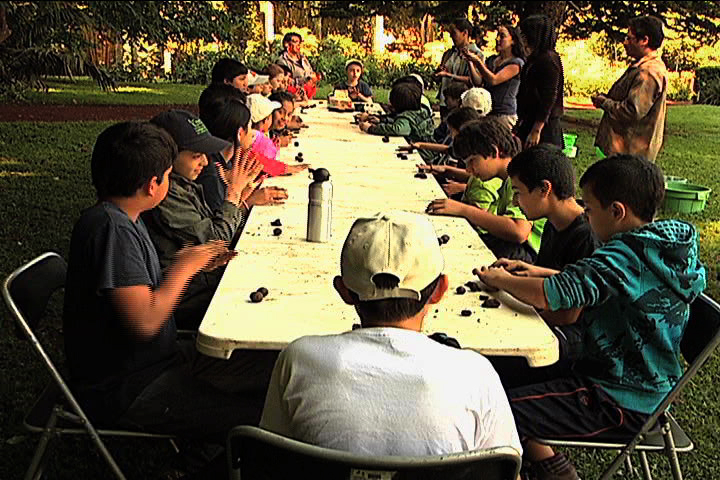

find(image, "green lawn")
[0,86,719,478]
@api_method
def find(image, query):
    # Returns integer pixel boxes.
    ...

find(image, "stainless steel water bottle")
[306,168,332,242]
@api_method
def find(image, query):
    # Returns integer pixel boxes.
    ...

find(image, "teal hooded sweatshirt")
[544,220,707,414]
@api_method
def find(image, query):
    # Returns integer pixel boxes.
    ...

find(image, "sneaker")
[532,452,581,480]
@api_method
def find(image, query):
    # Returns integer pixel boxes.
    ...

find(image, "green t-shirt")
[463,176,545,252]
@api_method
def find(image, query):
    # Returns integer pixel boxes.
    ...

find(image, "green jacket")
[143,172,246,270]
[368,109,439,163]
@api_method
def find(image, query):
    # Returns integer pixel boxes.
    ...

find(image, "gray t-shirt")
[485,55,524,116]
[63,201,178,424]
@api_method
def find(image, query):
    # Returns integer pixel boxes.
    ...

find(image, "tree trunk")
[0,6,11,44]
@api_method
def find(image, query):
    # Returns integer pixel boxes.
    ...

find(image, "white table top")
[196,101,559,367]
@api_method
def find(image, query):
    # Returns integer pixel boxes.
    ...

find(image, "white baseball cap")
[461,87,493,116]
[248,71,270,87]
[247,94,282,123]
[341,211,444,301]
[409,73,425,91]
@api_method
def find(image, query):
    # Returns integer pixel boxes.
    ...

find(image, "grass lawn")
[0,83,719,478]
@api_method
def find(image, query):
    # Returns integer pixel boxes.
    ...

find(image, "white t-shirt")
[260,327,522,456]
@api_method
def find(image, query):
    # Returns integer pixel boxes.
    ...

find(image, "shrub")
[696,66,720,105]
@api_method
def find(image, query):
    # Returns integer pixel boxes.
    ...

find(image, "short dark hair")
[629,16,665,50]
[579,154,665,222]
[351,274,442,324]
[445,107,482,131]
[279,64,293,76]
[452,117,520,160]
[269,91,294,106]
[199,83,246,117]
[210,58,248,84]
[91,122,176,199]
[507,144,576,200]
[200,97,251,143]
[282,32,302,47]
[389,83,422,113]
[451,18,473,35]
[443,81,468,102]
[519,15,558,55]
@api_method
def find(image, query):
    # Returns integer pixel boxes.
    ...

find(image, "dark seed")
[294,142,299,147]
[257,287,269,297]
[271,219,282,227]
[352,323,361,330]
[441,234,450,244]
[250,291,264,303]
[465,282,480,292]
[472,268,481,276]
[382,136,390,143]
[456,286,466,295]
[461,310,472,317]
[400,154,408,160]
[438,237,443,245]
[273,228,282,236]
[482,298,501,308]
[298,152,303,157]
[479,294,489,301]
[414,173,427,179]
[295,156,303,163]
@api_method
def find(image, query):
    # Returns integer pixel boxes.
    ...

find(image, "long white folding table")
[196,101,559,367]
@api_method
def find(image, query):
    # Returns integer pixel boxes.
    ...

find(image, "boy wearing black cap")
[260,211,521,457]
[145,109,263,329]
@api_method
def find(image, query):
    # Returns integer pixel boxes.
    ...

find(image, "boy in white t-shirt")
[260,211,521,457]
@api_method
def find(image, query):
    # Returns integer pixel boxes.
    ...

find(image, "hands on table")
[248,186,288,207]
[443,180,466,196]
[416,163,446,175]
[285,164,311,175]
[426,197,465,217]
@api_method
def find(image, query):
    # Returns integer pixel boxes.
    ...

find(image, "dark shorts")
[508,376,649,443]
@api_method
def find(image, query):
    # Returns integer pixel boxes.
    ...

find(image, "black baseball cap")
[151,110,231,154]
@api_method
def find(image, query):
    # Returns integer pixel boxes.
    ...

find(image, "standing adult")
[434,18,483,116]
[276,32,321,99]
[515,15,565,149]
[463,25,526,130]
[592,16,668,162]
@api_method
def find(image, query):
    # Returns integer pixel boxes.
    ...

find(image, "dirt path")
[0,104,198,122]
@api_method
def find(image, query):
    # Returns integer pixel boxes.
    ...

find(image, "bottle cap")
[312,168,331,182]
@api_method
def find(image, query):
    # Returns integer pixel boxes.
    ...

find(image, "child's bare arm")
[414,142,451,153]
[475,267,549,310]
[459,205,532,244]
[109,241,230,339]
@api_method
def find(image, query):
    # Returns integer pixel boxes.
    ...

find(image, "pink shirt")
[251,130,287,176]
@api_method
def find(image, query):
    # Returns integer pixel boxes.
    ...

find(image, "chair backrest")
[2,252,67,337]
[227,426,521,480]
[681,293,720,366]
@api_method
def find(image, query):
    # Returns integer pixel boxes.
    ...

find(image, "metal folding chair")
[2,252,177,480]
[536,293,720,480]
[227,425,522,480]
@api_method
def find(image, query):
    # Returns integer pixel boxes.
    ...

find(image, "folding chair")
[227,425,522,480]
[2,252,177,480]
[536,293,720,480]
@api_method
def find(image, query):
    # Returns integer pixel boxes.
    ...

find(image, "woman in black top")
[515,15,565,149]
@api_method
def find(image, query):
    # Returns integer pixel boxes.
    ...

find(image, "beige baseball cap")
[247,71,270,87]
[461,87,493,116]
[341,211,444,301]
[247,94,282,123]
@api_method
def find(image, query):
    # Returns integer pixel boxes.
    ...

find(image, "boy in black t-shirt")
[491,144,598,374]
[63,122,277,441]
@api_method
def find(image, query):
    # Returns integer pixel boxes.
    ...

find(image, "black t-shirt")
[63,201,179,424]
[535,213,599,271]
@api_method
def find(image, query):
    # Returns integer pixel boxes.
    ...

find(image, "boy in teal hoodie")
[476,155,706,480]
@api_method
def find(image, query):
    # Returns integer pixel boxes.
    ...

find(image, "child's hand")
[397,144,416,153]
[285,164,310,175]
[473,265,510,290]
[358,121,372,132]
[426,198,465,217]
[219,150,264,205]
[175,240,232,274]
[202,249,238,272]
[273,134,292,148]
[417,164,446,175]
[248,186,288,207]
[491,258,534,276]
[442,180,466,196]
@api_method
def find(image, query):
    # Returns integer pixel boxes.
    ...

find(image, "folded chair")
[227,425,522,480]
[2,252,177,480]
[536,293,720,480]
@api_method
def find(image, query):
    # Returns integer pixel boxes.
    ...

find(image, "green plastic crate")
[663,182,712,213]
[595,146,606,159]
[664,176,688,185]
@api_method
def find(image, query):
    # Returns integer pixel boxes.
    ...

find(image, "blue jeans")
[117,341,278,441]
